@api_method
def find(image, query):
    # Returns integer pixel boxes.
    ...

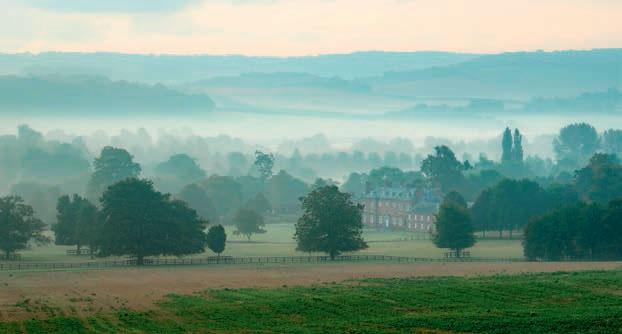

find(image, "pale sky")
[1,0,621,56]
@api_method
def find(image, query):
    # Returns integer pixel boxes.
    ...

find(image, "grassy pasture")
[11,223,524,263]
[3,270,622,333]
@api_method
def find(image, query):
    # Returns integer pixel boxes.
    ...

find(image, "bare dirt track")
[1,261,620,321]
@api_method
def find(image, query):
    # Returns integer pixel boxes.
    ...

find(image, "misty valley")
[0,3,621,332]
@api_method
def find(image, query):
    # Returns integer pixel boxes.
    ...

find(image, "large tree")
[97,178,207,265]
[470,179,551,238]
[154,154,206,193]
[421,145,465,193]
[433,192,475,257]
[244,192,271,215]
[202,176,243,222]
[206,224,227,262]
[523,202,611,261]
[265,170,309,213]
[513,129,524,163]
[52,194,99,253]
[574,153,622,204]
[295,185,367,259]
[87,146,141,201]
[553,123,600,168]
[233,208,266,241]
[501,127,513,164]
[601,200,622,259]
[254,151,275,181]
[177,183,217,221]
[0,196,49,259]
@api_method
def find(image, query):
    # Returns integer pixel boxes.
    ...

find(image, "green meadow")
[13,223,524,263]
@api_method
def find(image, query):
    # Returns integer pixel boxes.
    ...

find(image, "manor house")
[359,186,440,232]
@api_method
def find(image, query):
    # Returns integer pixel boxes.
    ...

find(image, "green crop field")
[10,223,524,263]
[3,270,622,333]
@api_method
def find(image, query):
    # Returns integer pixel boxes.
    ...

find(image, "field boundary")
[0,255,526,271]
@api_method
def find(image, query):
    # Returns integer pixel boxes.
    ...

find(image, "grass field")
[11,223,525,262]
[3,269,622,333]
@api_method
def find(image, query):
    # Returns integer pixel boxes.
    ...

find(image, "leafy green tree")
[87,146,141,201]
[546,183,580,209]
[470,188,494,237]
[522,201,622,261]
[367,166,424,188]
[513,129,524,163]
[20,144,90,182]
[295,185,367,259]
[470,179,551,238]
[433,193,475,257]
[177,183,217,221]
[254,151,275,180]
[466,169,503,202]
[244,193,271,215]
[341,172,367,197]
[0,196,49,259]
[523,203,601,261]
[154,154,206,193]
[576,203,607,259]
[265,170,309,213]
[554,123,600,168]
[601,200,622,259]
[52,194,98,253]
[233,208,266,241]
[421,145,465,192]
[97,178,207,265]
[443,190,468,208]
[574,153,622,204]
[202,176,243,222]
[602,129,622,155]
[311,178,338,190]
[501,127,513,163]
[206,224,227,261]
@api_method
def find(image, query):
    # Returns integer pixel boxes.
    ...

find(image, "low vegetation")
[3,270,622,333]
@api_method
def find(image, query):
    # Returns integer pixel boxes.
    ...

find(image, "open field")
[9,223,525,263]
[1,266,621,333]
[1,261,620,321]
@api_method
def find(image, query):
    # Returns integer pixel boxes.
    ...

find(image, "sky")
[1,0,621,56]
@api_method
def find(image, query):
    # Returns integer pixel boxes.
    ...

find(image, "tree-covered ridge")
[0,75,214,112]
[0,51,479,83]
[372,49,622,98]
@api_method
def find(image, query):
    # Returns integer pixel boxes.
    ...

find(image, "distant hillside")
[366,49,622,99]
[0,51,478,83]
[190,72,371,93]
[0,75,214,113]
[386,89,622,118]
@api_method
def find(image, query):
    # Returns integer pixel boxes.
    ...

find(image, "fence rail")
[0,255,524,271]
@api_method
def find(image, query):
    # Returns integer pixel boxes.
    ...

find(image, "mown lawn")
[3,270,622,333]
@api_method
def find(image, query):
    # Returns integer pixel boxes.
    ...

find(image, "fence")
[0,255,523,271]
